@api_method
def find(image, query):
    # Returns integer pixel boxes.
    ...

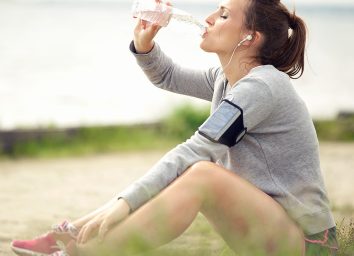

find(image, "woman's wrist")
[133,40,155,54]
[117,198,131,217]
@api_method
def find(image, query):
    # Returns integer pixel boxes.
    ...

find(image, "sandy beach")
[1,142,353,255]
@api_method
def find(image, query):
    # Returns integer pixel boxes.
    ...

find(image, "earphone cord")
[223,35,252,71]
[223,43,240,71]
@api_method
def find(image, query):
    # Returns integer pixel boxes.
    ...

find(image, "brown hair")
[244,0,307,79]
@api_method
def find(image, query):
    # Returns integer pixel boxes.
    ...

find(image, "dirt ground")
[1,142,353,255]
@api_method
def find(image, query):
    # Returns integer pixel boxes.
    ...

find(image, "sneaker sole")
[11,245,52,256]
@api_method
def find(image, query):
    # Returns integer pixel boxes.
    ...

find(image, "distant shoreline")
[0,113,353,158]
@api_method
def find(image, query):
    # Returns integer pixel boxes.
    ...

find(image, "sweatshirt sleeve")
[118,77,274,212]
[130,41,217,102]
[224,76,275,132]
[118,131,229,212]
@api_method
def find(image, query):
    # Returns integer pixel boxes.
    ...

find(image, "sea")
[0,0,354,130]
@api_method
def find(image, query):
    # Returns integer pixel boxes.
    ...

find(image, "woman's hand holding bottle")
[133,0,173,53]
[133,19,161,54]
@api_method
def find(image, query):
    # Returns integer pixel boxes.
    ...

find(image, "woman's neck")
[222,59,260,86]
[218,47,261,85]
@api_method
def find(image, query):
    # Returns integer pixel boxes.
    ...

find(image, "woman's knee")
[187,161,235,187]
[180,161,214,188]
[184,161,229,209]
[183,161,219,185]
[188,161,217,175]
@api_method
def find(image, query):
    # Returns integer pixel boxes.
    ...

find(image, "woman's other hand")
[76,198,130,244]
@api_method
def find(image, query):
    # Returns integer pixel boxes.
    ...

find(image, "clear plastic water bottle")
[132,0,206,35]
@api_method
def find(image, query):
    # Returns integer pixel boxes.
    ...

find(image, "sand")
[1,142,353,255]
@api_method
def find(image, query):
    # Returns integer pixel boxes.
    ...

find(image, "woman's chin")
[199,42,214,53]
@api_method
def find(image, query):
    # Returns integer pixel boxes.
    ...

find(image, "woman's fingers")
[76,226,86,244]
[98,220,109,242]
[79,223,96,244]
[77,220,100,244]
[76,225,86,243]
[138,19,161,33]
[133,19,160,53]
[140,19,148,30]
[97,210,119,241]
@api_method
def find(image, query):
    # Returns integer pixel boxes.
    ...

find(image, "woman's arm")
[76,75,275,244]
[132,20,217,102]
[130,42,217,102]
[118,76,275,212]
[118,130,229,212]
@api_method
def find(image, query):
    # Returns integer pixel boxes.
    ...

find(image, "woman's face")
[200,0,249,55]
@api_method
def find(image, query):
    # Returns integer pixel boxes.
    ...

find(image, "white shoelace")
[52,220,78,238]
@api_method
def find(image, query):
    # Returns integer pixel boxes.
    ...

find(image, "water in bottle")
[132,0,207,35]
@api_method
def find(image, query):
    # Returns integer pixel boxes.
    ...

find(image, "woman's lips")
[201,28,208,38]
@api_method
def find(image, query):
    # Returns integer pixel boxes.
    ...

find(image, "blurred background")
[0,1,353,255]
[1,0,354,127]
[0,0,353,156]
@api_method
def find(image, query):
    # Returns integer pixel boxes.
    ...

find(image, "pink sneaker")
[11,221,77,256]
[48,241,70,256]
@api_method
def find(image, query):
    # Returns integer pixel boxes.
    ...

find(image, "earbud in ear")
[225,34,254,70]
[237,34,253,47]
[245,34,253,41]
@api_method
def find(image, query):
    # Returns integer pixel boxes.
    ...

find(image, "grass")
[0,104,209,159]
[0,124,179,159]
[1,104,353,159]
[314,117,354,141]
[337,218,354,256]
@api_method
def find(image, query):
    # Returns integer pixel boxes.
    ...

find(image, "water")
[171,12,207,35]
[132,0,206,33]
[0,1,353,130]
[132,0,172,27]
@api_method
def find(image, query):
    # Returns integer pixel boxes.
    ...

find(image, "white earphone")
[237,34,253,47]
[224,34,254,70]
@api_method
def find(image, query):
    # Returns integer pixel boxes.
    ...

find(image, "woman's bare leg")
[76,161,304,256]
[196,162,304,255]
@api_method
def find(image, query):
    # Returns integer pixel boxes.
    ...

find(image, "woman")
[11,0,338,255]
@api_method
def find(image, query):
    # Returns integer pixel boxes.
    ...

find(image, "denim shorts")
[305,227,338,256]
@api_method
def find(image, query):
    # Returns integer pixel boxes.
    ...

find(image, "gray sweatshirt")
[118,42,336,235]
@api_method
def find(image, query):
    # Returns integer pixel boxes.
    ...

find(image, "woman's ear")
[242,31,262,47]
[252,31,263,47]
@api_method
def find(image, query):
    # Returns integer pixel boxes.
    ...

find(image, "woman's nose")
[205,13,214,26]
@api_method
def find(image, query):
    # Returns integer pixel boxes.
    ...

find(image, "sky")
[282,0,354,5]
[8,0,354,5]
[182,0,354,6]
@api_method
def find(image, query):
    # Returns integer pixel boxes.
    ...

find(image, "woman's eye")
[220,11,228,19]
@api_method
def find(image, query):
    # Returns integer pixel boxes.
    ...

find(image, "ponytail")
[244,0,307,79]
[285,12,307,78]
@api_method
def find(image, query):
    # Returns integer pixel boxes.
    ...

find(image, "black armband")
[198,99,247,147]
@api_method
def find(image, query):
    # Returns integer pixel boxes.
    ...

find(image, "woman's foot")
[11,220,77,256]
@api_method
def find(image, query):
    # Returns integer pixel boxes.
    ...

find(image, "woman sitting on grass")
[11,0,338,255]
